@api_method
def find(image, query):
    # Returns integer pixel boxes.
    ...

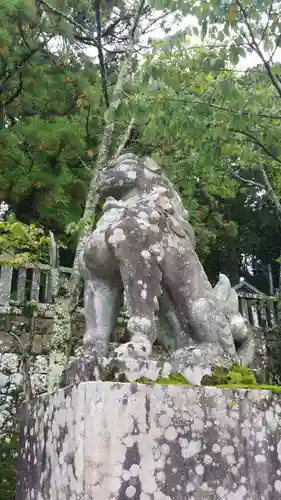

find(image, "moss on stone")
[212,384,281,394]
[157,373,190,385]
[136,373,190,386]
[134,364,281,393]
[200,364,281,392]
[201,363,256,386]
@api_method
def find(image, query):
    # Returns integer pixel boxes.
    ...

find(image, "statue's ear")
[213,273,231,302]
[226,288,240,315]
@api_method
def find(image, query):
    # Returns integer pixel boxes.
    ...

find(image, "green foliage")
[22,300,39,317]
[0,217,50,266]
[1,0,280,282]
[0,0,102,243]
[123,0,281,281]
[0,432,18,500]
[128,47,240,257]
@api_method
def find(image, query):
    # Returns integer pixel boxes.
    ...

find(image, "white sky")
[152,14,281,71]
[81,12,281,72]
[142,11,281,71]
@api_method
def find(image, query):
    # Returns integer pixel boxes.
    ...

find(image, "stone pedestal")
[17,382,281,499]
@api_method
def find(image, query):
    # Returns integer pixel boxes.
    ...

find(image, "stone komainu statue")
[78,153,254,368]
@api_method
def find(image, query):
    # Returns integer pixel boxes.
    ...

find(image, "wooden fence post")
[0,266,13,306]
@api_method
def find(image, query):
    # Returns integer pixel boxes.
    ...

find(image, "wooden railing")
[237,294,278,329]
[0,264,278,328]
[0,263,73,307]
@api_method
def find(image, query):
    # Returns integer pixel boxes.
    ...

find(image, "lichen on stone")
[17,381,281,499]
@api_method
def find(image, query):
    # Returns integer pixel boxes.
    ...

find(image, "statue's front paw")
[114,337,152,360]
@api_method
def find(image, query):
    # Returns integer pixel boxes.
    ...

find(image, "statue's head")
[98,153,168,200]
[99,153,190,224]
[107,153,163,179]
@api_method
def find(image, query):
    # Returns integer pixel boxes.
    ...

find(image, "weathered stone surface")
[60,353,173,387]
[77,153,253,375]
[0,351,50,431]
[18,382,281,499]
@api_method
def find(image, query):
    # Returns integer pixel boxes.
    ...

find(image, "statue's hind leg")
[160,235,236,356]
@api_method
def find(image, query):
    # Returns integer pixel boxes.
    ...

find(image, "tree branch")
[0,47,38,93]
[230,128,281,165]
[39,0,97,46]
[259,0,273,45]
[114,117,135,158]
[236,0,281,99]
[232,164,281,222]
[102,16,131,38]
[231,170,265,190]
[136,93,281,120]
[73,34,97,46]
[17,20,36,52]
[141,11,171,35]
[77,154,92,174]
[85,104,91,143]
[94,0,109,108]
[48,0,147,390]
[0,54,7,79]
[5,72,24,105]
[131,0,146,38]
[260,164,281,219]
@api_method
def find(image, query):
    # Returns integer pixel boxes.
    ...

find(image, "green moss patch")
[201,363,256,386]
[135,373,190,386]
[134,364,281,393]
[211,384,281,394]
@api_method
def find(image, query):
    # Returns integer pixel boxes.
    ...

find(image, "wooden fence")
[0,263,73,308]
[237,295,278,329]
[0,264,278,328]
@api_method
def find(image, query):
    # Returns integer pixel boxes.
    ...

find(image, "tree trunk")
[47,0,146,391]
[260,166,281,221]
